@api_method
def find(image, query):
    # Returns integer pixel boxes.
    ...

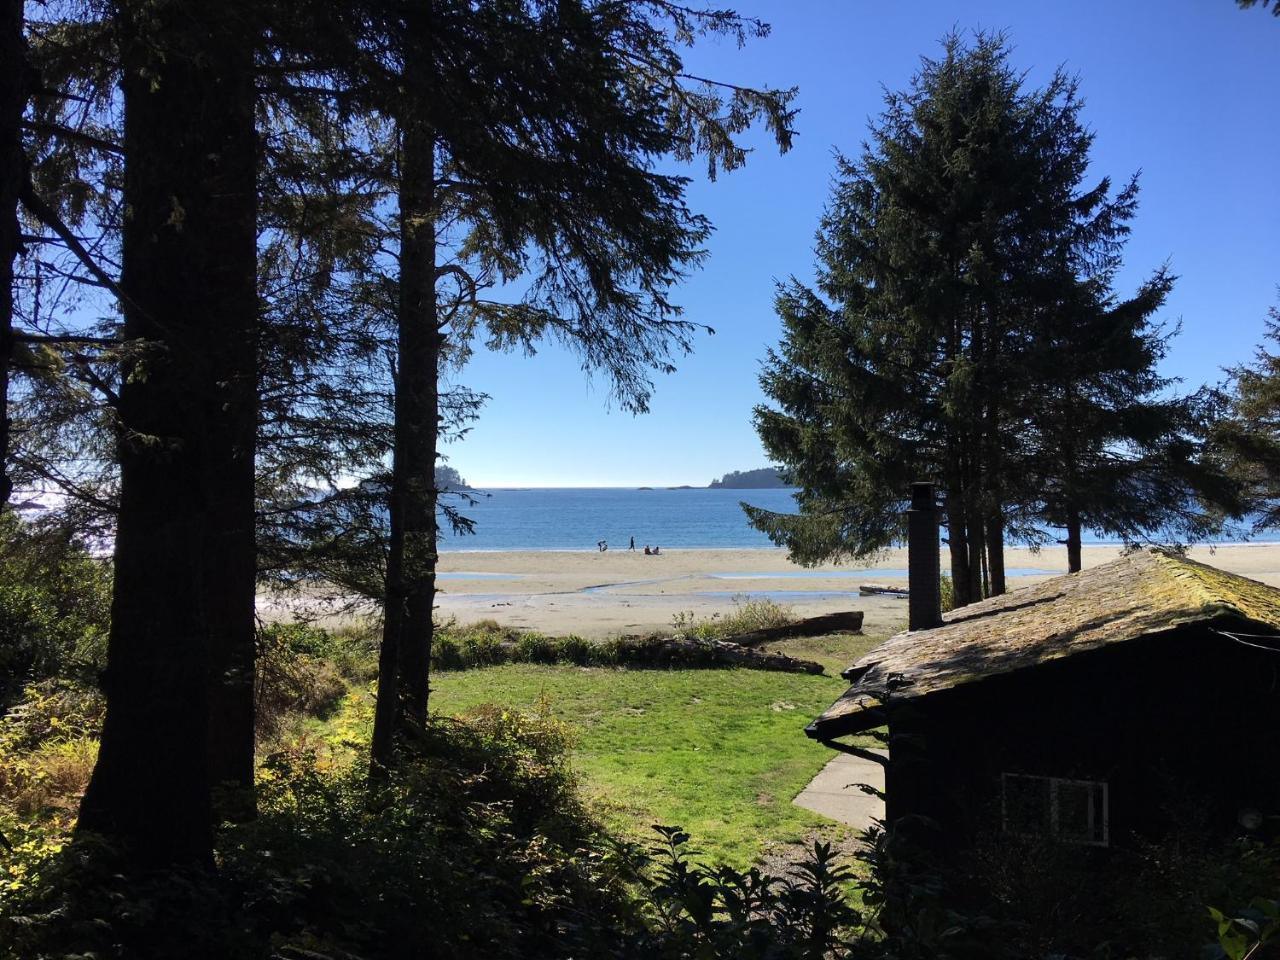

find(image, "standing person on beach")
[629,536,635,551]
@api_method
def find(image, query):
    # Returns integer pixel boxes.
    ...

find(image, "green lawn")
[430,627,889,866]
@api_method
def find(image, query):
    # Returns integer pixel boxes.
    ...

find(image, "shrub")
[0,698,874,960]
[625,826,865,959]
[0,681,102,821]
[0,516,111,698]
[256,622,355,742]
[0,737,97,820]
[0,706,640,960]
[672,595,796,641]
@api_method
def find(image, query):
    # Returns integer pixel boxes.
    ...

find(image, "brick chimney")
[907,482,942,630]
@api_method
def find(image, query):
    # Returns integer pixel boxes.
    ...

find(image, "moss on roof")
[808,549,1280,739]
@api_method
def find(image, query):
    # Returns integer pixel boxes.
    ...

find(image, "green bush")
[430,615,814,674]
[671,595,797,641]
[0,707,639,960]
[624,826,864,959]
[0,702,871,960]
[256,622,366,742]
[0,515,111,698]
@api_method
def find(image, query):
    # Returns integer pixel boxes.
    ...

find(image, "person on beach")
[597,539,608,552]
[643,545,651,555]
[629,536,635,551]
[653,545,661,555]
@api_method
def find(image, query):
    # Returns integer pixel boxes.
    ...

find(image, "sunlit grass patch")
[431,623,884,866]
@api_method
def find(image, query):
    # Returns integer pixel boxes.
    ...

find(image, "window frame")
[1001,772,1110,847]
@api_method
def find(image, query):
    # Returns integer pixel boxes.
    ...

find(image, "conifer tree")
[0,0,23,509]
[749,33,1219,601]
[317,0,799,766]
[76,0,259,864]
[1215,303,1280,532]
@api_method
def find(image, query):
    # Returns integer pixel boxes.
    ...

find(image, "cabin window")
[1001,773,1109,847]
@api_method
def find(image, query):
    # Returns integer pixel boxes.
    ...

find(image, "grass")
[670,595,798,640]
[430,624,887,866]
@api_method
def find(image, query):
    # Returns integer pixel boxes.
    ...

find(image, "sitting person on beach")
[653,545,661,555]
[597,539,608,552]
[643,545,651,555]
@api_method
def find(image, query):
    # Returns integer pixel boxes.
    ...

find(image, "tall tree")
[1215,303,1280,532]
[748,33,1212,602]
[76,0,258,864]
[1026,272,1237,571]
[0,0,26,510]
[341,0,797,766]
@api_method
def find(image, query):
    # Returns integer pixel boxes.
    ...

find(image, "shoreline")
[437,539,1280,554]
[260,543,1280,640]
[425,543,1280,639]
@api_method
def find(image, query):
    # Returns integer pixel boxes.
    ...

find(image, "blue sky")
[446,0,1279,489]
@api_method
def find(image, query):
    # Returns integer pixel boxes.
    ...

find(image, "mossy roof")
[808,549,1280,740]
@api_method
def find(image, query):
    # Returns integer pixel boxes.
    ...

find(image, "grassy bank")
[430,624,884,865]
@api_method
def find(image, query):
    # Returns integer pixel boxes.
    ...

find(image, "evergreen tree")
[0,0,23,509]
[304,0,799,766]
[1215,303,1280,532]
[749,33,1217,601]
[76,0,259,864]
[1026,272,1237,571]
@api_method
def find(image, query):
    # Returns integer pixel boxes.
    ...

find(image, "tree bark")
[967,512,985,602]
[77,0,258,864]
[372,15,439,767]
[945,492,972,609]
[1066,503,1083,573]
[0,0,25,510]
[986,509,1006,596]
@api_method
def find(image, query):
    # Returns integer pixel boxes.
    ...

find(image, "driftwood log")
[638,637,825,675]
[859,583,908,596]
[717,610,864,649]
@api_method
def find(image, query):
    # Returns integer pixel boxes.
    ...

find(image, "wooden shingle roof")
[808,549,1280,740]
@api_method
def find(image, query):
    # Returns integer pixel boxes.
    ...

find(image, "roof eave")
[805,701,885,741]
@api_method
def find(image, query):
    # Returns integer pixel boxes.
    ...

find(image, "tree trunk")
[0,0,24,510]
[392,110,439,734]
[967,512,985,602]
[944,490,972,608]
[77,0,257,864]
[372,17,439,766]
[1066,503,1083,573]
[986,510,1006,596]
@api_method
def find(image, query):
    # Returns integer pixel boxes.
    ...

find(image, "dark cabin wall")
[884,623,1280,847]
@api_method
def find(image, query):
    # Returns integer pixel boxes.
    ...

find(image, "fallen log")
[858,583,909,596]
[717,610,864,648]
[635,637,825,674]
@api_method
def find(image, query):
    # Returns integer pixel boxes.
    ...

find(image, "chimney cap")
[909,482,935,511]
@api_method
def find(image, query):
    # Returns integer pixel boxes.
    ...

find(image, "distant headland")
[435,464,471,491]
[707,467,787,489]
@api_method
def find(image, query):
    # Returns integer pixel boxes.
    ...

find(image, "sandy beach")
[430,543,1280,638]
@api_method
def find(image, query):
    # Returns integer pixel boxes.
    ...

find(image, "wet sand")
[430,543,1280,638]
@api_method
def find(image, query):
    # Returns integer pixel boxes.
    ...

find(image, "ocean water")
[438,486,796,551]
[437,487,1271,552]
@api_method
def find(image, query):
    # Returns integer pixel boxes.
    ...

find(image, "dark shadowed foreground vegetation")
[1,523,1278,959]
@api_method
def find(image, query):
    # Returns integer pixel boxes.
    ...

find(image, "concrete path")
[793,751,886,831]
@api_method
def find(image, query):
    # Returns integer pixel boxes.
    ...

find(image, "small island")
[708,467,787,489]
[435,464,471,491]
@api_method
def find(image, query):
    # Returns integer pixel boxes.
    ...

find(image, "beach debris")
[858,583,909,597]
[717,610,864,648]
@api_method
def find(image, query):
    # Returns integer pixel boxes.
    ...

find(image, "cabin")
[807,487,1280,850]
